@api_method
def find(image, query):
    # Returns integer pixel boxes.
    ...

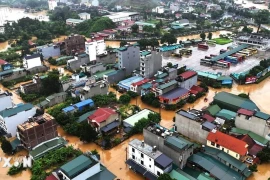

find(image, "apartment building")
[64,34,85,55]
[140,50,162,78]
[85,36,107,62]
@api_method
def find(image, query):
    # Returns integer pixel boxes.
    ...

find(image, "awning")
[126,159,147,175]
[100,121,119,133]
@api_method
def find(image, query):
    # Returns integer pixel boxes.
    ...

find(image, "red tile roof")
[87,37,104,42]
[88,108,117,123]
[0,59,7,65]
[207,131,248,156]
[179,71,197,80]
[202,114,215,122]
[237,108,254,116]
[131,78,150,86]
[46,175,58,180]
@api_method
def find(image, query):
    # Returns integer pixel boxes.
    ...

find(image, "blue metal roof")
[155,154,173,168]
[100,121,119,133]
[202,121,216,131]
[62,106,75,113]
[117,76,144,90]
[74,99,94,108]
[210,44,249,62]
[177,110,197,120]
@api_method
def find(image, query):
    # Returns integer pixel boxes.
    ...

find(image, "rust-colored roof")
[88,108,117,123]
[239,134,255,148]
[249,144,263,156]
[202,113,215,122]
[45,175,58,180]
[207,131,248,156]
[237,108,254,116]
[131,78,150,86]
[179,71,197,80]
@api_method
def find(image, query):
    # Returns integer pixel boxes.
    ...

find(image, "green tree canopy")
[200,33,206,40]
[80,121,98,142]
[207,32,212,40]
[158,173,175,180]
[119,94,131,104]
[120,40,127,47]
[1,139,12,155]
[41,70,61,95]
[161,33,177,45]
[131,24,139,33]
[254,10,270,33]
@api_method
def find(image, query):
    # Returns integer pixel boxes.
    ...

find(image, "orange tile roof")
[207,131,248,156]
[88,108,117,123]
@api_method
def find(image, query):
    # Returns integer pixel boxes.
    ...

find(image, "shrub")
[119,94,131,104]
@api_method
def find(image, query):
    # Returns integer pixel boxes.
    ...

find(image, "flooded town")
[0,0,270,180]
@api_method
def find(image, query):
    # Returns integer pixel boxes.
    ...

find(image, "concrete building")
[144,123,194,169]
[23,54,42,69]
[140,50,162,78]
[96,51,117,64]
[92,0,99,6]
[206,130,248,160]
[36,92,68,109]
[235,34,270,50]
[81,63,106,74]
[20,75,42,94]
[48,0,58,10]
[67,53,90,71]
[0,104,36,137]
[175,110,215,144]
[64,34,85,55]
[235,108,270,138]
[17,113,58,149]
[0,90,13,112]
[123,109,155,129]
[56,154,116,180]
[78,12,91,20]
[85,36,107,62]
[176,70,198,90]
[36,44,60,59]
[66,18,85,26]
[135,21,156,31]
[62,99,94,114]
[126,139,173,179]
[152,6,165,14]
[88,108,119,134]
[130,78,150,94]
[159,87,189,104]
[206,4,222,12]
[117,76,144,91]
[152,80,178,97]
[103,12,140,24]
[103,69,126,84]
[118,45,140,76]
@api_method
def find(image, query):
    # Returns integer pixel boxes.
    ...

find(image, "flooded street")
[235,0,269,10]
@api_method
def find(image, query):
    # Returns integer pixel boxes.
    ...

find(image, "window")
[222,148,224,151]
[132,148,135,153]
[132,155,135,159]
[141,153,144,158]
[157,171,161,176]
[236,154,238,158]
[149,158,151,161]
[149,165,151,168]
[216,144,220,148]
[227,150,229,153]
[211,142,215,146]
[141,160,144,165]
[245,116,249,120]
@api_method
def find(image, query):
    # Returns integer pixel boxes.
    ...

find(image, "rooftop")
[118,76,144,90]
[158,80,177,90]
[74,99,94,109]
[254,111,270,120]
[18,113,54,131]
[202,114,215,122]
[131,78,150,87]
[66,18,84,23]
[237,108,254,116]
[0,103,34,118]
[179,71,197,80]
[160,87,189,100]
[24,54,40,60]
[206,104,221,116]
[207,131,248,156]
[77,110,96,123]
[176,110,198,120]
[154,154,173,168]
[165,136,193,152]
[88,108,117,123]
[129,139,162,159]
[216,109,237,120]
[124,109,154,127]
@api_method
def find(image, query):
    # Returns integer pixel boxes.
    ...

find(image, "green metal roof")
[118,47,127,51]
[197,173,215,180]
[165,136,193,152]
[60,155,94,178]
[29,137,67,160]
[141,83,152,89]
[94,69,115,79]
[213,92,259,112]
[87,165,116,180]
[206,104,221,116]
[197,71,219,80]
[156,72,168,79]
[216,76,233,81]
[216,151,247,172]
[215,109,237,120]
[254,111,270,120]
[230,127,269,145]
[10,138,20,151]
[77,110,96,123]
[169,170,190,180]
[0,103,34,118]
[158,80,177,90]
[141,51,151,56]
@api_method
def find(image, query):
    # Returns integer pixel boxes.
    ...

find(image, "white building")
[85,36,107,62]
[126,139,173,179]
[78,12,91,20]
[183,6,194,13]
[152,6,165,14]
[23,54,42,69]
[48,0,58,10]
[0,90,13,112]
[92,0,99,6]
[103,12,140,24]
[0,103,36,137]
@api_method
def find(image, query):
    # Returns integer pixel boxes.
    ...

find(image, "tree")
[143,25,155,33]
[254,10,270,33]
[257,147,270,163]
[1,139,13,154]
[131,24,139,33]
[167,62,173,68]
[119,94,131,104]
[200,33,206,40]
[80,121,98,142]
[41,70,61,95]
[249,164,258,172]
[158,173,175,180]
[161,33,177,45]
[120,40,127,47]
[242,26,253,34]
[207,32,212,40]
[238,93,249,99]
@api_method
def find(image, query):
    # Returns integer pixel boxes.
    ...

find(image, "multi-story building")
[20,75,42,94]
[130,78,150,94]
[67,53,90,71]
[23,54,42,69]
[126,139,173,179]
[37,92,68,109]
[144,123,194,169]
[0,104,36,137]
[64,34,85,55]
[48,0,58,10]
[17,113,58,149]
[78,12,91,20]
[0,90,13,112]
[235,108,270,137]
[140,50,162,78]
[117,45,140,75]
[206,130,248,160]
[85,36,107,62]
[152,6,165,14]
[176,70,198,90]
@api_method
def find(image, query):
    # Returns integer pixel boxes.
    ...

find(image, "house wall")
[23,57,42,69]
[99,113,118,129]
[80,84,108,101]
[118,46,140,75]
[235,114,270,137]
[180,76,198,90]
[159,83,177,95]
[0,107,36,136]
[140,51,162,78]
[85,63,106,74]
[206,140,241,160]
[85,41,97,61]
[175,113,209,144]
[64,35,85,55]
[96,52,116,64]
[104,70,126,84]
[67,55,90,71]
[0,95,12,111]
[168,68,177,80]
[143,129,193,169]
